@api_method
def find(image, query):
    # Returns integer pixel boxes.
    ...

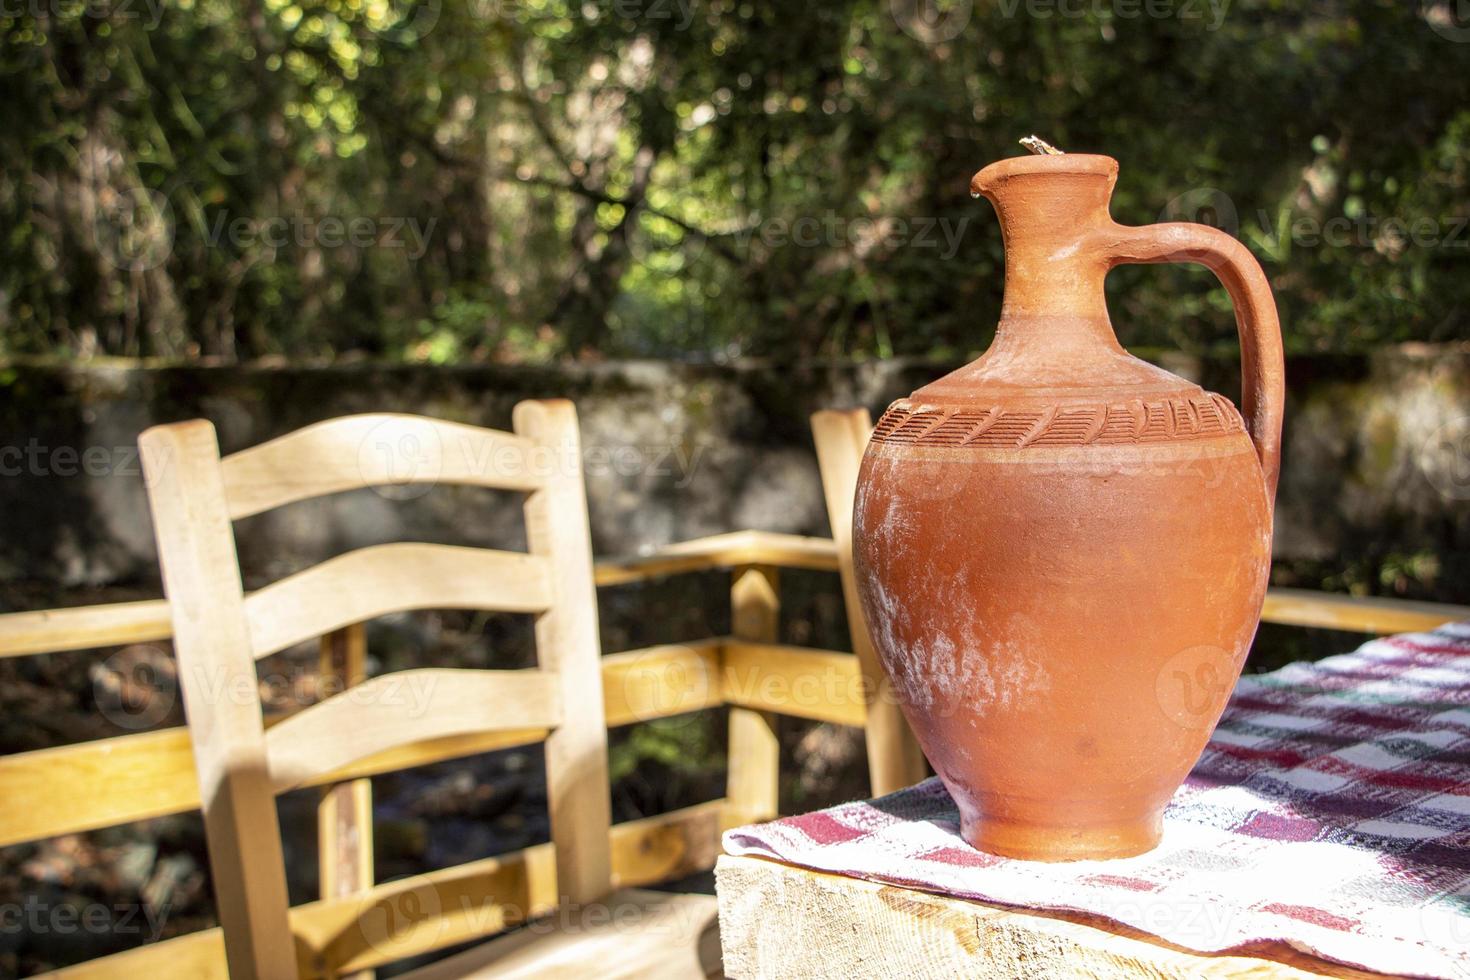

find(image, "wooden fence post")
[725,565,780,824]
[318,622,374,980]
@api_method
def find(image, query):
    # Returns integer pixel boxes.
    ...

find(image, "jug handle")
[1092,221,1286,503]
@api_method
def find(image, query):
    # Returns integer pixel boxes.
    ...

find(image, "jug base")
[961,812,1164,863]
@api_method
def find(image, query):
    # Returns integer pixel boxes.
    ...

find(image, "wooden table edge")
[714,853,1394,979]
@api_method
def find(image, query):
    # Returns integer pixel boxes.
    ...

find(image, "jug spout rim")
[970,153,1119,199]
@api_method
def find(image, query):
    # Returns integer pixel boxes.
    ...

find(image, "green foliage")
[1,0,1468,362]
[609,717,719,784]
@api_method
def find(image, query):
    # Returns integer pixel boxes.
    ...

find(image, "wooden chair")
[141,406,719,979]
[810,409,928,796]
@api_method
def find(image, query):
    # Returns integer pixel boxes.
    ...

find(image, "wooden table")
[715,854,1394,979]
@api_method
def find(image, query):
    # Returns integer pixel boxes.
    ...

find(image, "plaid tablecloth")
[724,623,1470,978]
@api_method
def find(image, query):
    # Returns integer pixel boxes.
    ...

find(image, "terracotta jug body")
[853,152,1285,861]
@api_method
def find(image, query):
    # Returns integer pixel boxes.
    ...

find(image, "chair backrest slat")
[222,413,544,520]
[264,668,562,794]
[244,544,554,659]
[811,409,929,796]
[142,407,614,977]
[139,420,299,979]
[513,400,613,905]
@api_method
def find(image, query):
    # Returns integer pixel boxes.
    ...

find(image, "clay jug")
[853,150,1285,861]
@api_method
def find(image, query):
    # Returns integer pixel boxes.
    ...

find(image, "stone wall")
[0,346,1466,600]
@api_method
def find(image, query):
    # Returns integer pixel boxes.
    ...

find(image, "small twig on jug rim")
[1019,135,1064,155]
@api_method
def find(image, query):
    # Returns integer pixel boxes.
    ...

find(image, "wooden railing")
[2,529,1467,977]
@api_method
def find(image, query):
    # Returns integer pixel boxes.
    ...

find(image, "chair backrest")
[810,409,928,796]
[141,405,611,979]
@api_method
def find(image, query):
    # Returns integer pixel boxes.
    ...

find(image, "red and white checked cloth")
[724,623,1470,978]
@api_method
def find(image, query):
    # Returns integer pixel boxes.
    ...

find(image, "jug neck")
[913,154,1194,403]
[974,154,1119,343]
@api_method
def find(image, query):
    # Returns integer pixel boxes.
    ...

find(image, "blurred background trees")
[2,0,1468,364]
[2,11,1468,971]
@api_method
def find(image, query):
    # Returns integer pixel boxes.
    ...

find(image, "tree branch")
[504,172,746,265]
